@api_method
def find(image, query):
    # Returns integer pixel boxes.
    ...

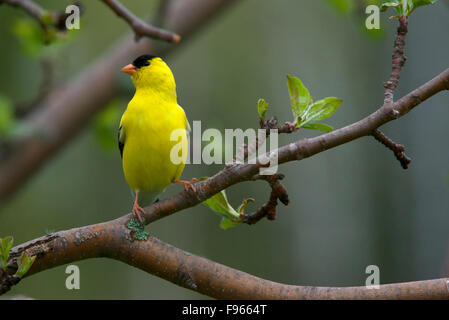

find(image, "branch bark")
[383,16,408,105]
[3,220,448,299]
[372,129,411,169]
[0,0,238,202]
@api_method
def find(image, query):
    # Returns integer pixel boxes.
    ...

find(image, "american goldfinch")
[119,55,194,223]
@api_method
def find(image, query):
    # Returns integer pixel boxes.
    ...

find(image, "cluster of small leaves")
[258,75,342,132]
[200,177,254,229]
[286,75,342,132]
[205,76,343,228]
[127,218,150,241]
[0,236,36,278]
[381,0,438,17]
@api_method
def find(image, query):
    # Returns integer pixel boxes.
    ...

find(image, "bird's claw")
[174,178,198,193]
[132,201,145,225]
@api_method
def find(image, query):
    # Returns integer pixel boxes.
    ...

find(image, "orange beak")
[120,64,137,75]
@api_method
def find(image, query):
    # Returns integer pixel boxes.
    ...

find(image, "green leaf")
[297,97,342,128]
[203,191,243,229]
[309,97,342,121]
[15,252,36,277]
[286,75,311,121]
[257,99,268,120]
[381,1,400,12]
[220,217,241,230]
[407,0,438,15]
[0,236,14,270]
[200,177,244,229]
[302,123,334,132]
[93,100,122,152]
[202,189,239,219]
[380,0,437,16]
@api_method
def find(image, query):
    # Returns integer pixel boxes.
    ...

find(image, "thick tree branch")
[100,0,180,43]
[3,221,449,299]
[0,0,238,202]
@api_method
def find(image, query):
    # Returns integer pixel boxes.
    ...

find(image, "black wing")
[118,126,124,158]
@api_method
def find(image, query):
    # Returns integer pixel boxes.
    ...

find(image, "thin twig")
[233,116,297,165]
[372,129,411,169]
[101,0,180,43]
[240,174,289,224]
[383,16,408,105]
[373,16,410,168]
[233,117,294,224]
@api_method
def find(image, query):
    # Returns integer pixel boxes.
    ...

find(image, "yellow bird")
[119,55,195,223]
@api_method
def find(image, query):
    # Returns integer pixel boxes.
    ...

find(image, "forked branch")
[373,16,410,168]
[101,0,180,43]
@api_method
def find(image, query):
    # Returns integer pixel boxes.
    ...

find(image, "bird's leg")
[174,178,198,192]
[132,191,145,224]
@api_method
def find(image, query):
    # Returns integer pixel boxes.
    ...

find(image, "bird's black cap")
[132,54,158,68]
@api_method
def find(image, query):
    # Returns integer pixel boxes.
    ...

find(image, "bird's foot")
[132,200,145,225]
[174,178,198,192]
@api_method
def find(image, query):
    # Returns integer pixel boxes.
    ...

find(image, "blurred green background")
[0,0,448,299]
